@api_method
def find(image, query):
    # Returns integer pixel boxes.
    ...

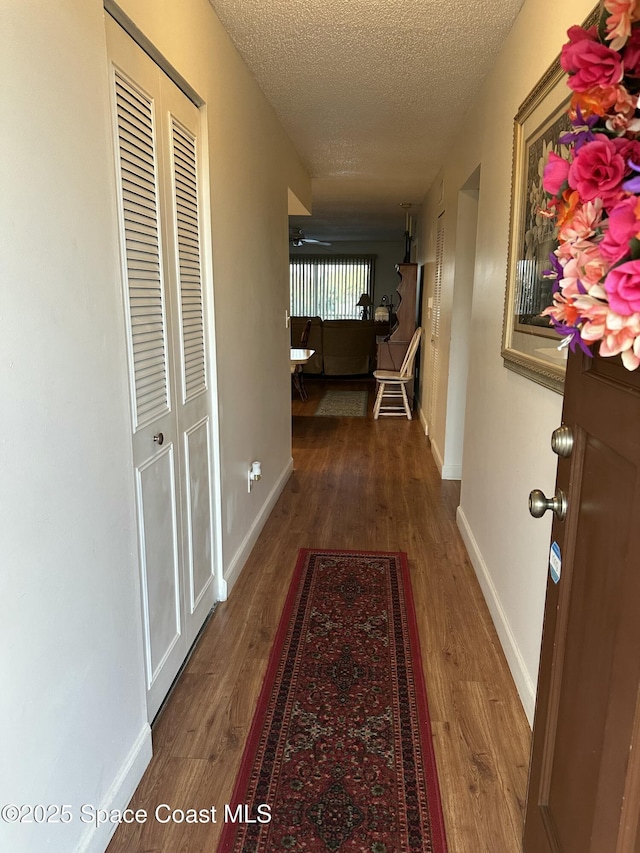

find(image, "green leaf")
[598,8,610,42]
[629,237,640,260]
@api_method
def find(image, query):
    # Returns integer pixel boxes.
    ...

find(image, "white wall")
[416,0,594,723]
[290,240,406,311]
[1,3,150,851]
[1,1,310,850]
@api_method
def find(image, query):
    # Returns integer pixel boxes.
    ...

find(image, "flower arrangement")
[542,0,640,370]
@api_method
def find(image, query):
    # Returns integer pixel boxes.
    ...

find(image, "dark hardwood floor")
[107,378,531,852]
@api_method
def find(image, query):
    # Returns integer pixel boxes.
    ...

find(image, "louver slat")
[171,119,206,401]
[114,73,169,427]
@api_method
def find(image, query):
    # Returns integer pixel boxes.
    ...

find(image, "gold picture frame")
[501,8,599,394]
[501,59,571,393]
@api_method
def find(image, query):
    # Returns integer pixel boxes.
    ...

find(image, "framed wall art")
[501,8,599,394]
[501,58,571,394]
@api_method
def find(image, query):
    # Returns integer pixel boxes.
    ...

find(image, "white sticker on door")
[549,541,561,584]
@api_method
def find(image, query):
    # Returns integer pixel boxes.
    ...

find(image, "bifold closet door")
[107,15,216,720]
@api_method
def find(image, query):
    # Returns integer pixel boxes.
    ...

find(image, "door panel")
[160,61,217,647]
[184,417,214,616]
[524,351,640,852]
[136,446,182,684]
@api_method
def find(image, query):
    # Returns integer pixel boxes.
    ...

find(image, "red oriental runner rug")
[218,549,448,853]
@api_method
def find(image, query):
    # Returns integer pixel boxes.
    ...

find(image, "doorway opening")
[442,165,480,479]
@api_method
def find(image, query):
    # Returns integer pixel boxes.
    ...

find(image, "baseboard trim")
[441,463,462,480]
[417,402,429,436]
[223,457,294,595]
[430,437,444,476]
[456,504,536,726]
[76,723,152,853]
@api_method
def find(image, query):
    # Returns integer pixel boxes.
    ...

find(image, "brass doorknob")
[551,425,574,458]
[529,488,568,521]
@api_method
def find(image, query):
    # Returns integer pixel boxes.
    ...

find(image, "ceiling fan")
[289,227,331,247]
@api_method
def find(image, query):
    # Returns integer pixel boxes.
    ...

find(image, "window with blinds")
[290,256,375,319]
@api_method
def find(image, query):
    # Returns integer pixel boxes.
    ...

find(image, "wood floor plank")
[107,378,531,853]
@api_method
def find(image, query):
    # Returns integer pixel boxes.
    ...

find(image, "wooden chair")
[291,319,312,401]
[373,326,422,419]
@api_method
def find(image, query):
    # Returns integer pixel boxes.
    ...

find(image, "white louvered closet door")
[107,17,216,721]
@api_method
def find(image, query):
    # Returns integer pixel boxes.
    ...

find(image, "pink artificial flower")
[568,134,627,208]
[543,152,571,195]
[560,27,599,80]
[604,258,640,313]
[599,311,640,369]
[557,199,604,243]
[604,86,640,133]
[599,197,640,262]
[578,244,610,287]
[559,245,608,296]
[555,235,596,261]
[542,292,581,328]
[558,258,585,297]
[574,295,609,339]
[610,134,640,166]
[561,34,623,92]
[555,241,577,262]
[561,26,598,68]
[606,110,640,134]
[603,0,640,50]
[621,341,640,369]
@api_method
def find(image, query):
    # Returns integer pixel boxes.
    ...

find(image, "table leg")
[292,368,307,402]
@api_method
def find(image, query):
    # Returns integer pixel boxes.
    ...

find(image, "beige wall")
[416,0,595,722]
[1,1,309,850]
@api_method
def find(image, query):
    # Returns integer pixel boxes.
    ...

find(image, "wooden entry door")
[107,17,218,720]
[524,351,640,852]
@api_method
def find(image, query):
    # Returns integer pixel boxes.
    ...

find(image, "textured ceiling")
[209,0,526,240]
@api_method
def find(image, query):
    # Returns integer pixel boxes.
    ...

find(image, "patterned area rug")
[314,389,368,417]
[218,549,448,853]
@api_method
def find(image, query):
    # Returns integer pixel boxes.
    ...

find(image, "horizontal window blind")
[290,256,375,320]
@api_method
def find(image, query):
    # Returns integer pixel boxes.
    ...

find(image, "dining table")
[290,348,315,402]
